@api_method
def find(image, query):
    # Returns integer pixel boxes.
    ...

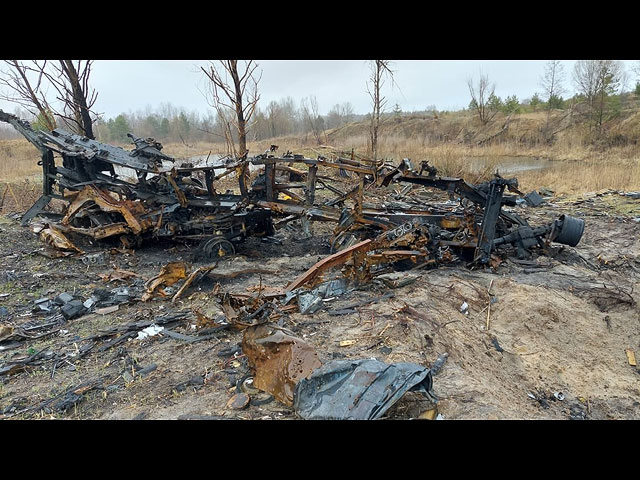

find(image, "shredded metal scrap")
[293,358,436,420]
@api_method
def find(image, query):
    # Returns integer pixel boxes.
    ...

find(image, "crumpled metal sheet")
[295,278,350,314]
[293,358,435,420]
[142,262,188,301]
[242,325,322,406]
[39,224,84,254]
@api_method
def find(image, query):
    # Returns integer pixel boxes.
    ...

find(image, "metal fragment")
[242,324,322,406]
[293,358,436,420]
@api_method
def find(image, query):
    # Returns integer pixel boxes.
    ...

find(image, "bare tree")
[42,60,99,138]
[367,60,394,161]
[300,95,325,145]
[0,60,56,130]
[0,60,99,138]
[573,60,624,131]
[540,60,566,109]
[633,61,640,85]
[201,60,261,158]
[539,60,566,140]
[467,72,497,125]
[326,102,356,130]
[572,60,601,110]
[340,102,355,123]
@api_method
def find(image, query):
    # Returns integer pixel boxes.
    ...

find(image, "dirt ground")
[0,189,639,420]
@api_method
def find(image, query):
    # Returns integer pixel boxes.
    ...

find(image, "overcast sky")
[1,60,638,120]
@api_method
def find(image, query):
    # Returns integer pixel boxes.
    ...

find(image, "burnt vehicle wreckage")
[0,110,590,419]
[0,110,584,278]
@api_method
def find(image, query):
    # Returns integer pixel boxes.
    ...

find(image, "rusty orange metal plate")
[242,325,322,406]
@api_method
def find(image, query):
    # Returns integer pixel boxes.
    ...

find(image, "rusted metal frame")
[474,179,506,263]
[57,222,130,239]
[335,156,366,167]
[264,161,276,201]
[286,239,373,291]
[254,200,341,223]
[366,250,427,264]
[316,179,346,199]
[315,159,375,175]
[166,170,188,208]
[251,156,377,176]
[371,213,466,230]
[204,170,216,196]
[237,162,249,196]
[305,165,318,206]
[62,185,148,235]
[253,183,307,191]
[355,174,365,216]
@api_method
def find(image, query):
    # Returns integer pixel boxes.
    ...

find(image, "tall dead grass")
[0,178,42,213]
[517,158,640,194]
[0,139,42,182]
[2,131,640,210]
[313,133,640,192]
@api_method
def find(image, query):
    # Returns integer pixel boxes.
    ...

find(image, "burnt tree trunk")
[60,60,94,139]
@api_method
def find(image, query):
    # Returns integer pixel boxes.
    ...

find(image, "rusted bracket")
[286,239,372,291]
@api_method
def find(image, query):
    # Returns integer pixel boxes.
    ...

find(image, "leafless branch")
[368,60,395,160]
[467,72,496,125]
[0,60,56,130]
[201,60,261,158]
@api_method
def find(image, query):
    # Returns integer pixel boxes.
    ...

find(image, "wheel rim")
[202,237,235,258]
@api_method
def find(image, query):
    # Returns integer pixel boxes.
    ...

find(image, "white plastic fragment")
[137,324,164,340]
[459,301,469,315]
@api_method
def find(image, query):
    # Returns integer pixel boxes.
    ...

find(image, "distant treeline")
[2,89,640,145]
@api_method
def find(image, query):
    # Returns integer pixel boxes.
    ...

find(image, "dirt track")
[1,191,639,420]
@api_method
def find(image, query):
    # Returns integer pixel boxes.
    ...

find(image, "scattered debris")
[136,324,164,340]
[376,272,420,289]
[418,407,439,420]
[227,393,250,410]
[523,190,544,207]
[95,305,119,315]
[142,262,188,301]
[97,268,138,284]
[327,292,394,316]
[460,301,469,315]
[39,224,83,254]
[430,353,449,375]
[171,265,216,303]
[491,337,504,353]
[625,349,637,366]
